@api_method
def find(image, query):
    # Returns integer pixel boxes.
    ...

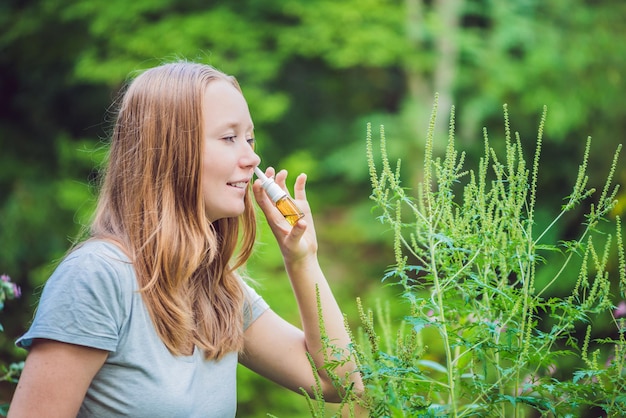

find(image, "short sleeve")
[242,282,269,330]
[17,241,134,352]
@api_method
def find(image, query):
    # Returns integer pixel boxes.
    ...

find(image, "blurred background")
[1,0,625,416]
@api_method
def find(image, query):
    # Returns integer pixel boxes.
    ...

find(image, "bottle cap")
[254,167,287,203]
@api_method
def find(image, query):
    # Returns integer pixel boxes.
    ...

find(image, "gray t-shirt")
[17,240,269,418]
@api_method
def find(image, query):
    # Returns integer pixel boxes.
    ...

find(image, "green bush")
[316,100,625,417]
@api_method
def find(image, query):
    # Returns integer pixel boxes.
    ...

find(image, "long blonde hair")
[91,62,256,359]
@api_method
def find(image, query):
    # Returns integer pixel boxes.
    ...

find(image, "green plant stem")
[430,235,458,417]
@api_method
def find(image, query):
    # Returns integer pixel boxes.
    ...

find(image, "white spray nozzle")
[254,167,287,203]
[254,167,268,182]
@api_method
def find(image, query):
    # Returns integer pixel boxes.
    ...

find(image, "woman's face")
[201,80,260,222]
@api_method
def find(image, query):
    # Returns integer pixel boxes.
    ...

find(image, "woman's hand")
[252,167,318,265]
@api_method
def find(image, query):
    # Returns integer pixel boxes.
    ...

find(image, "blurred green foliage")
[1,0,625,415]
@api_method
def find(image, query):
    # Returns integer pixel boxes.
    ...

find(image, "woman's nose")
[241,143,261,167]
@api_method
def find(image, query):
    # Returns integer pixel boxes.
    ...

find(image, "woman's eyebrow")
[219,121,255,131]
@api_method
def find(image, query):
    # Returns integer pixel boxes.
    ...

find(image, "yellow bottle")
[254,167,305,226]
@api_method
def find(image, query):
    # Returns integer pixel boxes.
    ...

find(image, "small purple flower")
[0,274,20,299]
[615,301,626,318]
[12,283,21,298]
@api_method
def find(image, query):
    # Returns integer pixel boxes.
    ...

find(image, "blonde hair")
[91,62,256,359]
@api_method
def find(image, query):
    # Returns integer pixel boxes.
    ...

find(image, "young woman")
[8,61,362,417]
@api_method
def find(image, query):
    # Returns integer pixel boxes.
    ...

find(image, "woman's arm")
[8,339,107,418]
[246,168,363,402]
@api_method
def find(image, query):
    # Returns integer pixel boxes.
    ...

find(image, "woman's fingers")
[293,173,307,201]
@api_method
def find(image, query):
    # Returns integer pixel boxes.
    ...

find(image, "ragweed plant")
[299,286,368,418]
[352,100,626,417]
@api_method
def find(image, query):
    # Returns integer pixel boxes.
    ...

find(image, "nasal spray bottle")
[254,167,304,226]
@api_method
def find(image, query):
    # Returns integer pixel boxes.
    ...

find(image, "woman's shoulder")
[17,240,137,351]
[67,239,131,264]
[51,239,137,294]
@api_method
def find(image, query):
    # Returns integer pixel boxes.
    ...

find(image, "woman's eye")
[247,137,256,148]
[222,135,236,142]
